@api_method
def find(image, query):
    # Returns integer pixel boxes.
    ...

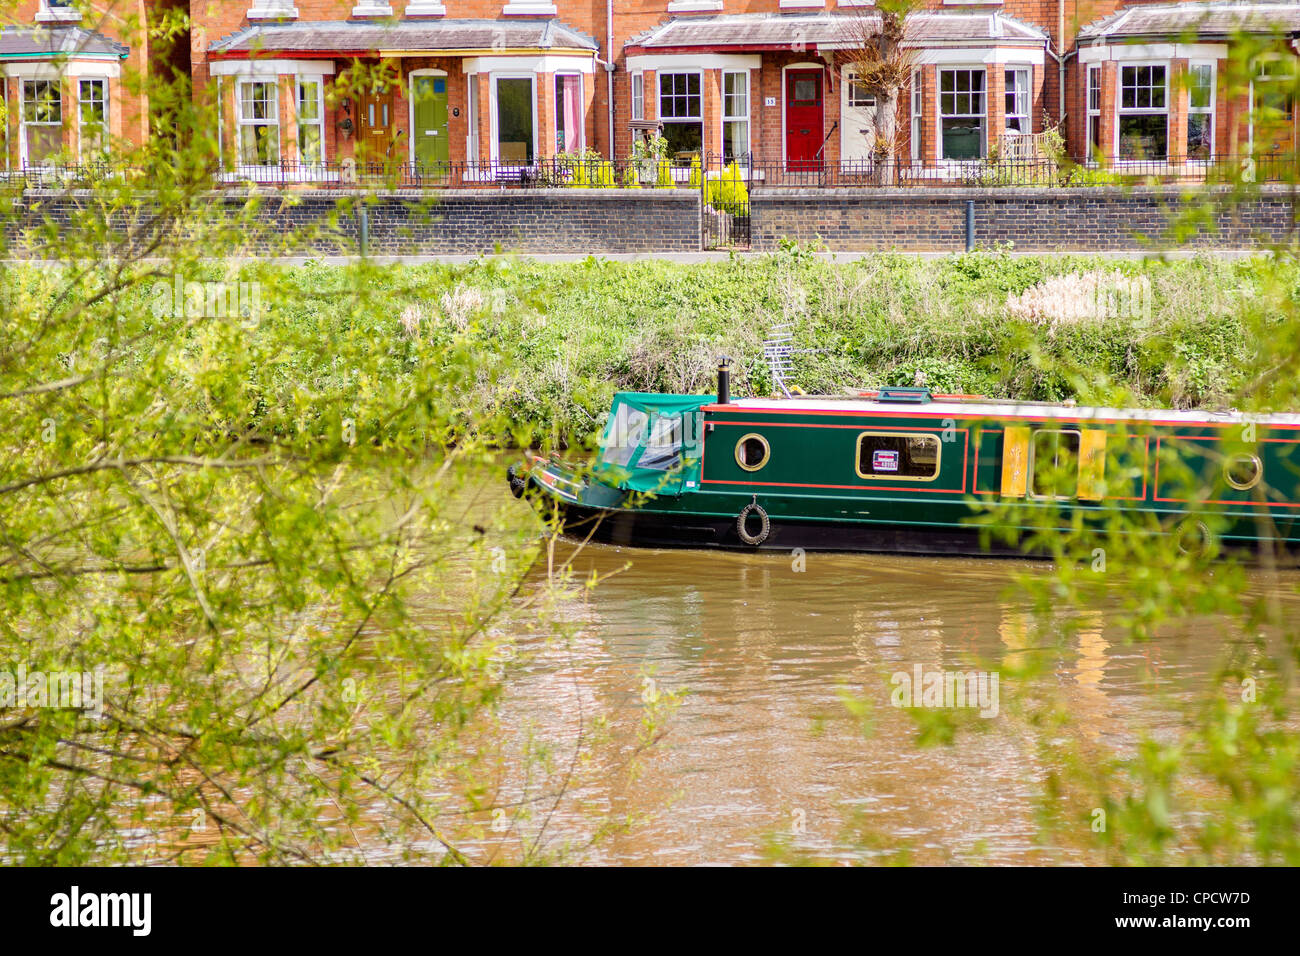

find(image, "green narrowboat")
[507,366,1300,558]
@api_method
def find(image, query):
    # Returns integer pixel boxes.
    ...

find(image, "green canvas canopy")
[594,392,712,495]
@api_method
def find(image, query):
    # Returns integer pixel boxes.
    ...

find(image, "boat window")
[1224,453,1263,491]
[856,432,941,480]
[600,404,648,467]
[637,413,685,472]
[1030,429,1081,498]
[735,433,770,472]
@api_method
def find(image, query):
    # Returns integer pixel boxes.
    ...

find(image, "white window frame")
[77,77,109,162]
[1116,61,1169,162]
[631,70,644,122]
[20,78,63,169]
[555,71,585,154]
[247,1,299,18]
[1003,67,1030,135]
[467,73,480,164]
[236,78,281,170]
[1186,60,1215,161]
[501,2,558,14]
[36,1,82,22]
[489,72,538,167]
[295,75,326,168]
[937,66,986,162]
[847,71,875,110]
[910,68,922,163]
[658,69,703,159]
[722,69,750,164]
[1086,64,1101,162]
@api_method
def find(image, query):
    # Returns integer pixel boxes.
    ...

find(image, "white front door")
[841,69,876,168]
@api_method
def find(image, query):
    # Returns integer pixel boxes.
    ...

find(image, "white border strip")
[626,53,763,71]
[210,59,337,76]
[1080,43,1229,64]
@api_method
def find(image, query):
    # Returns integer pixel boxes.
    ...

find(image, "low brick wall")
[4,187,703,257]
[357,188,701,255]
[749,185,1299,252]
[6,184,1298,257]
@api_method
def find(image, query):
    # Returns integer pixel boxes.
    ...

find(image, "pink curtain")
[559,75,580,153]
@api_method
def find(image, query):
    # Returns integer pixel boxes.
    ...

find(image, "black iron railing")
[4,154,1298,192]
[213,158,670,190]
[703,152,1300,189]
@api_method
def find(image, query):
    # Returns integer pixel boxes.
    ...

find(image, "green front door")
[413,76,449,169]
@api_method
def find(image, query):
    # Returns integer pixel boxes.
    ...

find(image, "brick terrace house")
[7,2,1299,176]
[188,0,1062,178]
[617,1,1300,170]
[2,1,187,171]
[190,0,606,179]
[1070,3,1300,166]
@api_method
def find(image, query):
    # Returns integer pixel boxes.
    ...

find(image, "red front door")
[785,69,824,170]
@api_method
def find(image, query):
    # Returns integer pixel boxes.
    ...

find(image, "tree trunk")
[871,90,900,185]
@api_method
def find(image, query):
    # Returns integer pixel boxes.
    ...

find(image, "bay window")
[494,75,535,165]
[1187,62,1214,160]
[237,79,279,166]
[910,69,922,162]
[555,73,582,154]
[659,71,702,157]
[22,79,62,167]
[78,78,108,161]
[1118,64,1167,161]
[1086,65,1101,159]
[939,68,985,160]
[631,71,644,122]
[1004,68,1029,134]
[467,76,479,162]
[296,77,324,165]
[722,70,750,164]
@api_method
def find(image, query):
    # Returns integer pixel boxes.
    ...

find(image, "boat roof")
[707,397,1300,428]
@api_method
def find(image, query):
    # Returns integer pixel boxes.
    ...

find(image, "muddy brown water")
[411,506,1296,865]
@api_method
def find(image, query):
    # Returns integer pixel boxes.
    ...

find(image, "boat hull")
[547,499,1030,557]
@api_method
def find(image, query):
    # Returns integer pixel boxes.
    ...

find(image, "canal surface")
[410,490,1298,866]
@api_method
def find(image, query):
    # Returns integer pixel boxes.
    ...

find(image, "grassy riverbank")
[10,248,1287,448]
[285,247,1282,440]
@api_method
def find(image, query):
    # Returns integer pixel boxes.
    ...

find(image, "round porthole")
[1224,453,1263,491]
[735,433,770,472]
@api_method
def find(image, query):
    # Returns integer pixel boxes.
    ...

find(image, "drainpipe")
[607,0,616,158]
[1058,0,1066,126]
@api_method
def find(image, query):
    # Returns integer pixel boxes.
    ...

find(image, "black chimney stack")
[717,355,731,405]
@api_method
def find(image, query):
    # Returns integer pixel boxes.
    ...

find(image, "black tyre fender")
[506,463,527,499]
[736,499,771,546]
[1176,519,1216,558]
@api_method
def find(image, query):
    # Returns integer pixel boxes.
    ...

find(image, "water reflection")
[443,534,1294,864]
